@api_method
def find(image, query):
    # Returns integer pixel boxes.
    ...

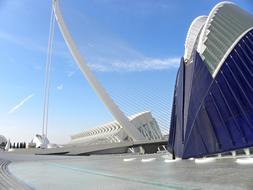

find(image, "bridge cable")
[42,7,55,139]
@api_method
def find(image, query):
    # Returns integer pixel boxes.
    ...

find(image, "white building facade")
[69,112,163,145]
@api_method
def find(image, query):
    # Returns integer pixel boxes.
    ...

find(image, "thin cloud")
[34,65,42,71]
[57,84,63,91]
[0,30,68,58]
[66,71,75,78]
[0,26,180,74]
[8,94,34,114]
[0,29,180,73]
[88,57,180,72]
[0,31,45,53]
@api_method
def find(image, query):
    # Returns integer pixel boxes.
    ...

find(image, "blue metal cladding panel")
[168,53,213,158]
[171,58,185,157]
[169,29,253,158]
[183,54,196,135]
[183,123,208,158]
[184,53,212,143]
[176,59,185,141]
[168,76,177,152]
[204,90,234,149]
[168,58,183,154]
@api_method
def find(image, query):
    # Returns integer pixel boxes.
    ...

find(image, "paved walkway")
[0,159,31,190]
[2,152,253,190]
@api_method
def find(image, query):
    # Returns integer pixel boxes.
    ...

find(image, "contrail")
[8,94,34,114]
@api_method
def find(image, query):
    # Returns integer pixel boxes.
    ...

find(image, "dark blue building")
[168,2,253,159]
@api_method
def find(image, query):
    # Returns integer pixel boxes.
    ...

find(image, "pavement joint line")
[0,159,32,190]
[49,162,200,190]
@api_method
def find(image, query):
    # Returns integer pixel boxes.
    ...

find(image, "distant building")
[31,134,49,148]
[168,2,253,158]
[70,111,163,145]
[30,134,59,149]
[0,135,7,150]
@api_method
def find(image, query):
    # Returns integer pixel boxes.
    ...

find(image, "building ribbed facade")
[168,2,253,158]
[70,112,163,145]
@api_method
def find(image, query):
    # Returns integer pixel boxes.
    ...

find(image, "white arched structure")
[52,0,145,142]
[0,135,7,149]
[69,112,163,145]
[184,16,207,63]
[183,2,253,78]
[196,1,235,54]
[196,2,253,77]
[0,135,7,144]
[32,134,50,148]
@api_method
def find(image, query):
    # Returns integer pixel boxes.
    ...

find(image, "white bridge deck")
[9,140,168,155]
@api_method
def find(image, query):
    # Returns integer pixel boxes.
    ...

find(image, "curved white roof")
[196,1,235,54]
[183,2,253,76]
[184,16,207,62]
[0,135,7,144]
[32,134,49,148]
[70,111,162,144]
[196,2,253,76]
[71,112,151,140]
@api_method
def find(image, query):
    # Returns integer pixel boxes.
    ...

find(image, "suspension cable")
[42,7,55,139]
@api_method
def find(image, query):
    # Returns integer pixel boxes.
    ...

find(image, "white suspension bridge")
[36,0,170,154]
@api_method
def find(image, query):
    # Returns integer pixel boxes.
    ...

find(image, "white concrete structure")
[184,16,207,63]
[4,139,10,151]
[52,0,145,142]
[186,2,253,77]
[0,135,7,150]
[0,135,7,144]
[170,1,253,158]
[31,134,50,148]
[69,112,163,145]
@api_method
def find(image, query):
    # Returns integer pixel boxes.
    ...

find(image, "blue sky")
[0,0,252,144]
